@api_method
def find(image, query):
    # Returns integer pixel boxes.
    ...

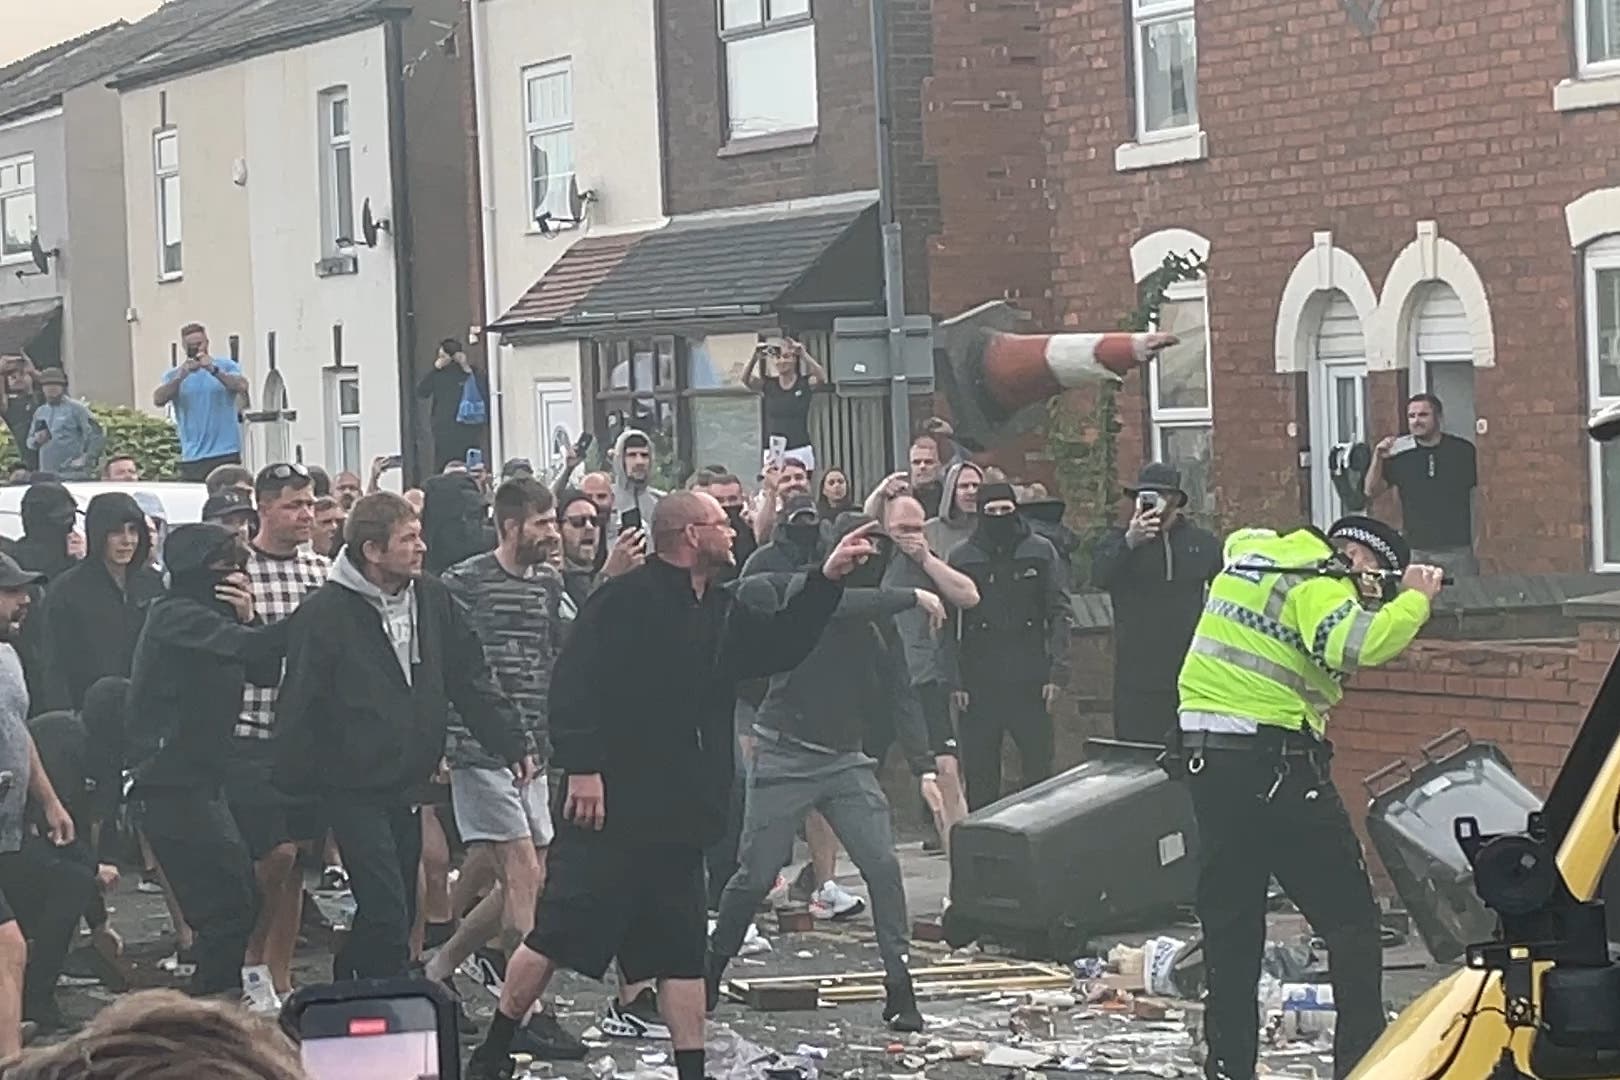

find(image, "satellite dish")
[28,235,57,276]
[568,177,587,222]
[360,199,391,248]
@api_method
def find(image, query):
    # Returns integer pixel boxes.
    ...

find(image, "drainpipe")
[385,16,422,483]
[469,0,505,464]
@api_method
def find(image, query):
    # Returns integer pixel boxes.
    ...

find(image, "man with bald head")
[469,490,883,1080]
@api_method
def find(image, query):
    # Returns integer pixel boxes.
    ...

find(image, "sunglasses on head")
[259,463,311,482]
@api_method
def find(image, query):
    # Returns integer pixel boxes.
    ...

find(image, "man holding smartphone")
[152,323,248,482]
[1091,464,1220,745]
[1363,393,1480,577]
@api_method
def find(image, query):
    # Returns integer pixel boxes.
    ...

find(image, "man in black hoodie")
[2,482,79,713]
[422,472,495,575]
[38,493,164,713]
[709,513,940,1033]
[127,524,286,998]
[946,483,1072,810]
[467,492,877,1080]
[275,493,530,981]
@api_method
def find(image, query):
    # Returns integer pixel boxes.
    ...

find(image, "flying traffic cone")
[934,300,1178,450]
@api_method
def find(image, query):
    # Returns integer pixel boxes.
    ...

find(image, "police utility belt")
[1159,724,1331,776]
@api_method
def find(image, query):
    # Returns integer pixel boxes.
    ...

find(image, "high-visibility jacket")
[1177,528,1431,734]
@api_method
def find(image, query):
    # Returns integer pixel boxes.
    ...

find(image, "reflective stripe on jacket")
[1176,528,1431,733]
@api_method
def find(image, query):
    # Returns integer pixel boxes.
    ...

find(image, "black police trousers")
[1187,745,1384,1080]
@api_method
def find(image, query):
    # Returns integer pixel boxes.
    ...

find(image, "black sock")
[474,1009,521,1063]
[675,1048,705,1080]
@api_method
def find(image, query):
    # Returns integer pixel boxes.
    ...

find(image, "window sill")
[0,254,31,268]
[157,272,183,285]
[1114,129,1208,173]
[315,254,359,278]
[718,127,818,158]
[1553,72,1620,112]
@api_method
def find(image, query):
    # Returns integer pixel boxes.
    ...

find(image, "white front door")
[1309,292,1370,527]
[534,380,580,482]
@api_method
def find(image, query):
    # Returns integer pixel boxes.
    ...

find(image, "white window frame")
[720,0,818,142]
[330,371,362,476]
[0,154,36,266]
[1148,277,1213,512]
[1585,237,1620,570]
[154,130,182,281]
[1578,0,1620,77]
[1131,0,1199,142]
[320,88,355,254]
[523,59,574,230]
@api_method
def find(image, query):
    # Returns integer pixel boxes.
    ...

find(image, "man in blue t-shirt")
[152,322,248,482]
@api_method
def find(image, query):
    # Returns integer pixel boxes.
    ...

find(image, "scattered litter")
[740,924,773,957]
[796,951,816,959]
[589,1055,617,1080]
[641,1053,669,1065]
[981,1046,1052,1068]
[582,1026,604,1040]
[794,1045,830,1060]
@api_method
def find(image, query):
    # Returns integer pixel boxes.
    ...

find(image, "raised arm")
[790,340,828,387]
[1364,436,1395,499]
[741,343,766,392]
[1294,577,1433,675]
[152,368,186,408]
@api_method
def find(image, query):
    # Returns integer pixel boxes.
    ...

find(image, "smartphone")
[620,507,642,533]
[1138,491,1164,514]
[1390,434,1418,456]
[766,435,787,471]
[284,978,460,1080]
[381,454,404,471]
[465,448,484,471]
[574,431,594,457]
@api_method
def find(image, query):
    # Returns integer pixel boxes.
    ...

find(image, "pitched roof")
[109,0,410,90]
[0,21,130,125]
[492,201,878,333]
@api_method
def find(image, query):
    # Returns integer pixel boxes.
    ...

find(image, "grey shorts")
[450,767,553,847]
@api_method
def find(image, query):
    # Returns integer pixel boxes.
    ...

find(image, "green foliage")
[1043,251,1208,586]
[0,404,182,480]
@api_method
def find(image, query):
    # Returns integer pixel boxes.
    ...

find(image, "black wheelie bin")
[1363,728,1543,963]
[944,738,1199,959]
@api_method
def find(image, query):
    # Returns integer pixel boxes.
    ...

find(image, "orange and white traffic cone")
[935,300,1177,450]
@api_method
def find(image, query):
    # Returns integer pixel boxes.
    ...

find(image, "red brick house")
[926,0,1620,574]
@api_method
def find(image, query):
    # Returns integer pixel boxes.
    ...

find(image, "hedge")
[0,404,183,480]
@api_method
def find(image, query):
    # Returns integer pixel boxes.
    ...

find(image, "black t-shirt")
[1385,434,1478,549]
[762,375,813,449]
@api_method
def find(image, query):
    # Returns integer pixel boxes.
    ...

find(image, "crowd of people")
[0,324,1478,1080]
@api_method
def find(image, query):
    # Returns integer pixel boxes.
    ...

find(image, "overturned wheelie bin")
[943,739,1199,959]
[1363,727,1542,963]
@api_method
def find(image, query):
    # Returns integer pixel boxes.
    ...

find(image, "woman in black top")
[817,468,853,519]
[743,338,826,471]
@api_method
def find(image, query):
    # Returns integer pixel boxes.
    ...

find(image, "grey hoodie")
[608,426,665,550]
[330,550,420,685]
[923,460,982,562]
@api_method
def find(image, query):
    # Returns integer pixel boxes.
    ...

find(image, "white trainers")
[809,881,866,921]
[241,966,282,1015]
[739,922,772,956]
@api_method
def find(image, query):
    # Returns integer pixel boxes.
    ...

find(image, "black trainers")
[512,1010,589,1061]
[883,979,924,1033]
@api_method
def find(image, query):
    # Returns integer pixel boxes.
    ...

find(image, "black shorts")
[229,798,326,862]
[0,881,13,927]
[917,681,958,758]
[177,452,243,484]
[525,823,706,984]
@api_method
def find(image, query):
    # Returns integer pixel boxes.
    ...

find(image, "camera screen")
[298,995,443,1080]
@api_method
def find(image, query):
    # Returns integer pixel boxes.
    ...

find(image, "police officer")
[1174,516,1444,1080]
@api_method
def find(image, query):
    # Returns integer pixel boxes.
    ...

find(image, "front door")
[534,380,581,482]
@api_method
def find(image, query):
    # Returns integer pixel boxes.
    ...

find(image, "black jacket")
[128,597,286,792]
[548,555,843,847]
[737,570,932,775]
[275,568,526,797]
[422,473,494,575]
[38,494,164,712]
[1091,518,1221,695]
[947,519,1072,689]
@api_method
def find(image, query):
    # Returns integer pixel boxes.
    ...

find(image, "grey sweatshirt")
[29,397,105,480]
[922,460,981,563]
[330,552,419,685]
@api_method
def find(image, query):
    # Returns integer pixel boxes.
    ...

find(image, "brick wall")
[656,0,937,310]
[924,0,1620,568]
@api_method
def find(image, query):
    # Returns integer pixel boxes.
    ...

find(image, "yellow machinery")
[1352,403,1620,1079]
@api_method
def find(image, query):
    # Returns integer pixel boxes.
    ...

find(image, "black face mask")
[784,520,821,556]
[724,506,748,532]
[979,513,1022,549]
